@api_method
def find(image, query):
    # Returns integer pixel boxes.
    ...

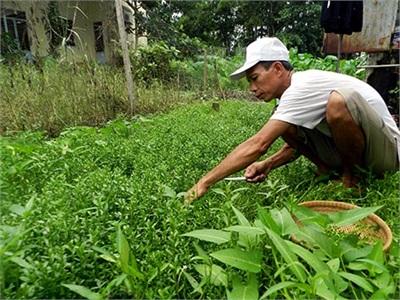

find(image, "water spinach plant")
[1,101,399,298]
[184,204,396,299]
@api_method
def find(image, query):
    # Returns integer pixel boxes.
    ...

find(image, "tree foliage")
[136,0,324,56]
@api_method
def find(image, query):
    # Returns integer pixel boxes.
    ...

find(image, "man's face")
[246,62,284,102]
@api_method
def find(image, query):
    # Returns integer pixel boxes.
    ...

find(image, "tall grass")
[0,59,200,136]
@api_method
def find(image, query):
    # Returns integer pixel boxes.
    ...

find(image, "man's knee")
[326,91,350,124]
[281,124,298,146]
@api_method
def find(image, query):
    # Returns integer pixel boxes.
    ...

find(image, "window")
[1,9,30,51]
[93,21,104,52]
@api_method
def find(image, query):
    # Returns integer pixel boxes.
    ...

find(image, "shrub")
[130,41,180,85]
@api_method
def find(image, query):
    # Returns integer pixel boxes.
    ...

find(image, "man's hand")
[184,182,209,204]
[244,160,271,183]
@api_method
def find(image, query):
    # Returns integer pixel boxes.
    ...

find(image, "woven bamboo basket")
[295,201,392,251]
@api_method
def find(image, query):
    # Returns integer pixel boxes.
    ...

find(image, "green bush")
[130,41,180,85]
[289,48,367,80]
[167,48,365,92]
[170,52,248,91]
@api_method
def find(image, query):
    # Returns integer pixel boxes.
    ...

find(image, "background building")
[1,0,147,64]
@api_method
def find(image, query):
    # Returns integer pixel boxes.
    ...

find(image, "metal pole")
[356,64,400,69]
[115,0,136,114]
[336,34,343,73]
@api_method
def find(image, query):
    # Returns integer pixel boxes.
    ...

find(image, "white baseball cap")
[230,37,290,80]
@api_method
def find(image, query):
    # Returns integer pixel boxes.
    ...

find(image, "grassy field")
[1,100,399,299]
[0,60,203,136]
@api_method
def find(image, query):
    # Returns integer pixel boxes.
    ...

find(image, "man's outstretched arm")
[185,120,291,203]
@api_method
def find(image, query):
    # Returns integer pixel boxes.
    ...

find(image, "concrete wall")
[58,1,104,61]
[57,0,147,64]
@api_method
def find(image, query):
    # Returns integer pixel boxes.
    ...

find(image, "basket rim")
[297,200,393,251]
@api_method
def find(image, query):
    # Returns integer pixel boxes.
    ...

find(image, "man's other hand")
[244,161,269,183]
[184,182,209,204]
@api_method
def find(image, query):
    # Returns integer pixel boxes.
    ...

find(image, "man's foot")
[341,172,360,188]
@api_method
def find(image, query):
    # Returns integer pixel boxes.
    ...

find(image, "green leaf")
[9,204,25,216]
[116,227,142,279]
[295,225,337,257]
[224,225,265,236]
[292,205,330,228]
[328,206,382,226]
[314,277,340,300]
[225,225,264,249]
[325,55,338,61]
[182,271,203,294]
[366,240,385,275]
[194,264,227,287]
[270,208,298,236]
[104,274,127,293]
[92,246,117,263]
[371,271,391,289]
[232,187,250,194]
[162,185,176,198]
[340,241,372,262]
[273,261,308,280]
[210,248,262,273]
[265,229,307,282]
[370,289,388,300]
[371,272,395,295]
[338,271,374,292]
[331,273,349,294]
[285,240,327,273]
[347,262,367,271]
[62,284,103,300]
[389,240,399,257]
[127,264,144,280]
[25,196,34,211]
[287,240,349,293]
[253,219,267,231]
[0,224,19,235]
[257,207,280,234]
[10,257,33,269]
[260,281,306,299]
[227,273,258,300]
[232,205,251,226]
[212,188,226,197]
[354,258,387,273]
[193,243,211,263]
[117,226,130,273]
[182,229,231,244]
[367,240,384,263]
[327,258,340,273]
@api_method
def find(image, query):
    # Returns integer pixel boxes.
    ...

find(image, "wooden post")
[115,0,135,114]
[203,49,208,91]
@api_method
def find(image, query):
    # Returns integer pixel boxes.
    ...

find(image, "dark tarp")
[321,0,363,35]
